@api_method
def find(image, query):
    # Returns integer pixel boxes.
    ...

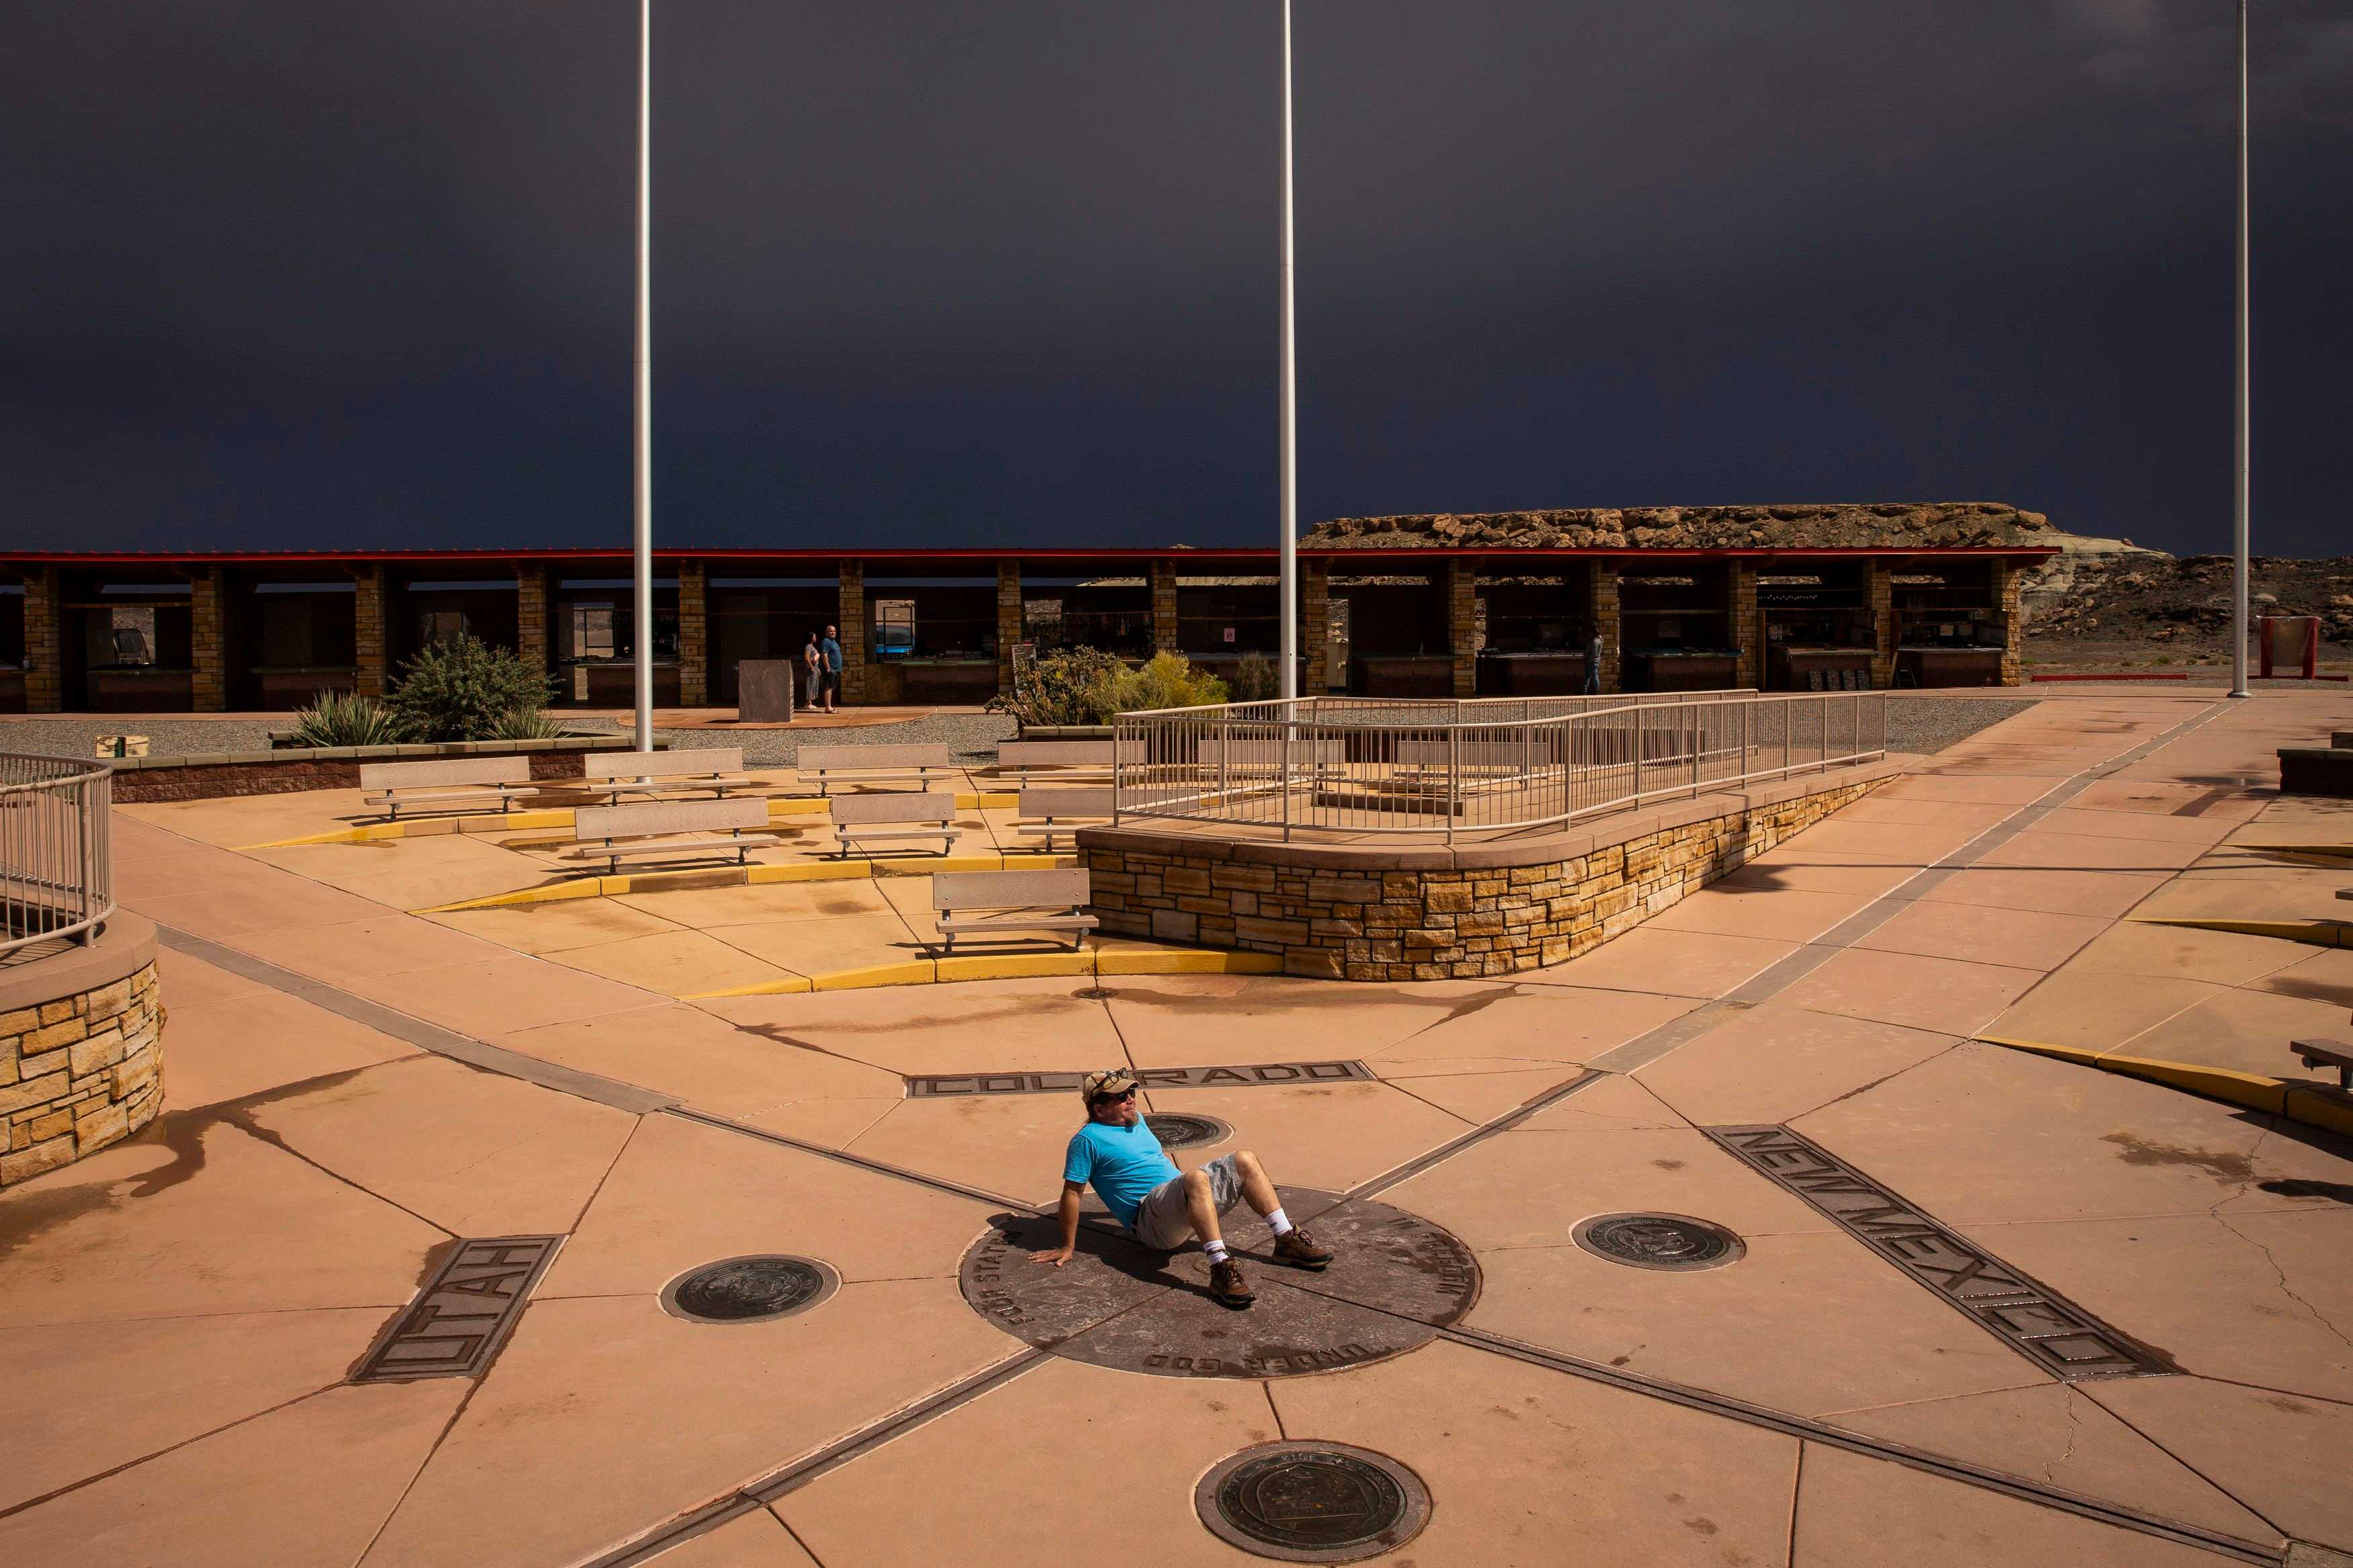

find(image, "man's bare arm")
[1029,1181,1084,1266]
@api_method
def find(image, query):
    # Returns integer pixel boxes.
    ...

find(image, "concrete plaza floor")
[5,690,2353,1566]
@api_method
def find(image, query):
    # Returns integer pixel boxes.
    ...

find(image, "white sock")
[1203,1239,1230,1264]
[1267,1208,1294,1237]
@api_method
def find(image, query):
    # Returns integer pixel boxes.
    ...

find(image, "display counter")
[255,667,357,708]
[893,657,1000,704]
[87,668,194,712]
[1771,647,1875,692]
[1351,654,1454,698]
[1897,647,2003,688]
[1476,651,1590,696]
[567,661,682,707]
[0,669,22,714]
[1628,651,1738,693]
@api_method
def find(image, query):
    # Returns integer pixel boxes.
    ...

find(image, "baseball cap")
[1080,1069,1140,1104]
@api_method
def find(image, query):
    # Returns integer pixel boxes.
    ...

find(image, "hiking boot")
[1272,1229,1334,1270]
[1209,1258,1255,1307]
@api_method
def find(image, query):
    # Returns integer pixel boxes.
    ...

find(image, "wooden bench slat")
[584,747,746,781]
[358,757,532,790]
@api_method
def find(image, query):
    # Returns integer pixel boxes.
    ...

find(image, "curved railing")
[0,754,114,954]
[1111,690,1885,841]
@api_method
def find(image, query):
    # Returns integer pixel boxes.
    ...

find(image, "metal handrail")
[1110,690,1884,840]
[0,753,114,954]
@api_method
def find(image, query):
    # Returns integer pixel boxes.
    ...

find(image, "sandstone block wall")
[1083,770,1888,981]
[1,958,163,1188]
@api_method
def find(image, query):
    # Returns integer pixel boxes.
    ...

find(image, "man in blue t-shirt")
[817,625,844,712]
[1031,1069,1333,1307]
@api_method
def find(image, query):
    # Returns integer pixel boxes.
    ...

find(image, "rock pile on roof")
[1304,502,2054,551]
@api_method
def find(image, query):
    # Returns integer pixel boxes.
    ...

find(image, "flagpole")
[1277,0,1300,702]
[632,0,655,749]
[2229,0,2251,700]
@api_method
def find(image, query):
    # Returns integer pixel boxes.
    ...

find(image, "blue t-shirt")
[820,636,844,673]
[1062,1119,1179,1229]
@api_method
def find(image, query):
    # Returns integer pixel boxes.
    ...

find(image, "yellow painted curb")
[1970,1034,2104,1068]
[744,861,876,886]
[681,975,816,999]
[419,877,611,913]
[2128,915,2352,948]
[764,797,830,818]
[809,960,938,991]
[241,806,580,850]
[1095,948,1285,976]
[1976,1034,2309,1126]
[239,821,412,849]
[2284,1085,2353,1138]
[958,792,1020,810]
[936,952,1096,983]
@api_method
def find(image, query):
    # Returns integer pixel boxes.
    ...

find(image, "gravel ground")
[0,697,2021,766]
[1882,695,2038,754]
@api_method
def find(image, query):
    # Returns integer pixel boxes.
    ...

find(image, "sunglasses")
[1090,1087,1138,1104]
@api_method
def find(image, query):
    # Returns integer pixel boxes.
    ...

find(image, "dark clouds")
[3,1,2346,556]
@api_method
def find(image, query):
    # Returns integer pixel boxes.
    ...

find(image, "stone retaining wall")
[1080,761,1897,981]
[108,737,641,804]
[1,915,163,1188]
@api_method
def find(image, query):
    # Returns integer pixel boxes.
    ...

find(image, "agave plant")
[290,690,407,747]
[487,706,567,741]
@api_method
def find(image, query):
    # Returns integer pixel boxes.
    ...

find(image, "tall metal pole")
[632,0,656,749]
[2229,0,2251,699]
[1277,0,1300,702]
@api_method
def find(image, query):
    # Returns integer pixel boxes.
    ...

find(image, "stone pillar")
[676,559,708,707]
[1447,559,1478,697]
[22,569,63,712]
[515,565,549,694]
[1868,560,1896,690]
[1589,561,1620,693]
[1150,560,1180,655]
[353,567,389,697]
[1995,558,2025,686]
[996,559,1023,698]
[188,567,227,712]
[1730,561,1760,691]
[1301,559,1330,694]
[836,559,867,704]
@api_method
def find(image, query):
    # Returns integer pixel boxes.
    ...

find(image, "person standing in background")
[1583,623,1604,696]
[820,624,844,712]
[802,632,823,713]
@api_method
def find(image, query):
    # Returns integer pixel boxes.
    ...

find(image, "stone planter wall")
[108,736,645,804]
[1,915,163,1188]
[1078,759,1899,981]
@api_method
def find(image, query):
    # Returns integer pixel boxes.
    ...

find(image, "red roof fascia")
[0,544,2063,567]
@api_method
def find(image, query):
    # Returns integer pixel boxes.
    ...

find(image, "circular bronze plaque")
[661,1255,840,1323]
[1144,1112,1233,1151]
[1196,1442,1431,1563]
[1571,1212,1745,1272]
[958,1188,1478,1380]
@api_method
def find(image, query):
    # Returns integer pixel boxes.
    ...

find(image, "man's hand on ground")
[1029,1244,1074,1267]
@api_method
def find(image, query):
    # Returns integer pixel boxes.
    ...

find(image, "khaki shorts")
[1129,1153,1244,1251]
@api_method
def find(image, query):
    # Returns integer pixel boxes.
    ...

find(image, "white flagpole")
[633,0,655,749]
[1277,0,1300,702]
[2229,0,2251,700]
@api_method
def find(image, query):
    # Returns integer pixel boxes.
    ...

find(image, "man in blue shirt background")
[817,624,844,712]
[1031,1069,1333,1307]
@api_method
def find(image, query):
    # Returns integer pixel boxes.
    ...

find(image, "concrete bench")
[832,790,959,858]
[582,747,755,804]
[992,741,1113,786]
[800,744,957,795]
[934,867,1097,951]
[360,757,535,819]
[2292,1038,2353,1089]
[557,798,786,873]
[1012,786,1113,850]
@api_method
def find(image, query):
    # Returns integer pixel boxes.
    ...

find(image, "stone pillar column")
[1589,561,1620,693]
[352,566,389,698]
[22,569,63,712]
[996,559,1023,698]
[1447,559,1478,697]
[1150,560,1180,655]
[188,567,227,712]
[1995,558,2024,686]
[676,559,708,706]
[836,559,867,704]
[515,565,549,694]
[1730,561,1760,691]
[1301,559,1330,694]
[1868,560,1895,690]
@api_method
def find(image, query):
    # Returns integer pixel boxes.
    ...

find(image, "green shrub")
[988,647,1228,725]
[488,706,567,740]
[1230,652,1278,703]
[1111,652,1227,713]
[290,690,407,747]
[385,634,557,742]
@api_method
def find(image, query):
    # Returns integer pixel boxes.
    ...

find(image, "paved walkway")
[5,690,2353,1565]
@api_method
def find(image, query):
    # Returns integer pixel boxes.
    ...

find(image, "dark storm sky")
[4,2,2348,557]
